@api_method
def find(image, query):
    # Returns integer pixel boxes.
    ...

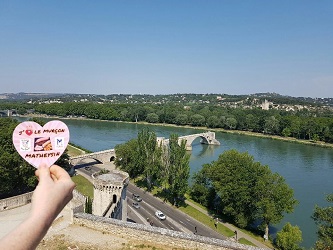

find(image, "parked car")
[155,210,166,220]
[132,193,142,202]
[132,202,140,209]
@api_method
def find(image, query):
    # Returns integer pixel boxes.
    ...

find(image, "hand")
[0,164,75,250]
[30,164,76,226]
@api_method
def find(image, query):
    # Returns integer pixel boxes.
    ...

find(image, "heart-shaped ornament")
[12,120,70,168]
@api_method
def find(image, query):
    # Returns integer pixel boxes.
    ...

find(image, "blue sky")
[0,1,332,97]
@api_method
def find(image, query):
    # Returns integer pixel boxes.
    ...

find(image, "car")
[132,202,140,209]
[132,194,142,202]
[155,210,166,220]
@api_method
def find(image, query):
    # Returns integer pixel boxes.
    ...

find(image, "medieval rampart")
[0,191,268,250]
[0,192,33,211]
[73,213,267,250]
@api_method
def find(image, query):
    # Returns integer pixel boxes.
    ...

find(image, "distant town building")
[261,99,272,110]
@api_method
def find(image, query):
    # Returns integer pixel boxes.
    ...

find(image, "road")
[76,161,226,241]
[127,184,225,240]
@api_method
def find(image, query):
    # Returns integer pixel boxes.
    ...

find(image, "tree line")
[21,101,333,144]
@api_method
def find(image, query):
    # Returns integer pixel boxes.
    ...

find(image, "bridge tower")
[92,170,129,221]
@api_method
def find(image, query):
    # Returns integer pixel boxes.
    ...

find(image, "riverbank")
[20,114,333,149]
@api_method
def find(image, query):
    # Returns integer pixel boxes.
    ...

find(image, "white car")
[155,210,166,220]
[132,193,142,202]
[132,202,140,209]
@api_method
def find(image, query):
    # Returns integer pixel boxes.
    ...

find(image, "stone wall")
[0,192,33,211]
[72,189,86,204]
[73,213,267,250]
[70,189,86,214]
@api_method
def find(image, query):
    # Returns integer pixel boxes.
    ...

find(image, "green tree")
[290,117,302,139]
[312,194,333,250]
[190,114,205,127]
[304,119,322,140]
[207,115,220,128]
[192,149,297,235]
[166,134,190,205]
[146,113,159,123]
[254,168,298,239]
[275,222,303,250]
[17,107,27,115]
[245,114,258,131]
[190,169,212,207]
[175,113,188,126]
[203,150,259,228]
[281,127,292,137]
[120,108,129,121]
[114,139,141,178]
[225,117,237,130]
[137,128,161,190]
[264,116,280,134]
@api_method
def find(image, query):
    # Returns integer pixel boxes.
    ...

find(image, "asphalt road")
[76,161,226,241]
[127,183,226,240]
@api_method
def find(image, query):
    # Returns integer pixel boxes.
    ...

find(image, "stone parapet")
[0,192,33,211]
[73,213,268,250]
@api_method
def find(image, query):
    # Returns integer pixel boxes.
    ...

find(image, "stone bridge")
[157,131,220,150]
[70,132,220,165]
[70,149,116,166]
[0,110,11,117]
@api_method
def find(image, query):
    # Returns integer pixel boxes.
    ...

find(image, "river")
[18,117,333,249]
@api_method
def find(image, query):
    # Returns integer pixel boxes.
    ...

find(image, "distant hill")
[0,92,67,100]
[0,92,332,107]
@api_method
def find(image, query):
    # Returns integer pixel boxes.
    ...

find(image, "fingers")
[35,164,75,192]
[50,173,57,182]
[50,165,76,191]
[49,165,71,181]
[36,164,70,182]
[35,164,51,183]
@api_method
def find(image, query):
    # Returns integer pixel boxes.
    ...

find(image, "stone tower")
[92,169,129,221]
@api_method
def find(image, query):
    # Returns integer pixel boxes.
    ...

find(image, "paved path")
[0,204,31,238]
[185,200,271,249]
[0,203,71,240]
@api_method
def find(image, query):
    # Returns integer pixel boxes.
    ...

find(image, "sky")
[0,1,332,98]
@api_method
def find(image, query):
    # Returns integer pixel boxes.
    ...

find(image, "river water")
[18,117,333,248]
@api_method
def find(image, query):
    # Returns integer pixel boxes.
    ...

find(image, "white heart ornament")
[12,120,70,168]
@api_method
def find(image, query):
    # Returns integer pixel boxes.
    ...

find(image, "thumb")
[35,164,51,183]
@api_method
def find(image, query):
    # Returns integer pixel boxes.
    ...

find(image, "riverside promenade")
[185,200,271,249]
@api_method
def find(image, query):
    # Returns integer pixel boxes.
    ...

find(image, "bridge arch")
[158,131,220,151]
[70,149,116,166]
